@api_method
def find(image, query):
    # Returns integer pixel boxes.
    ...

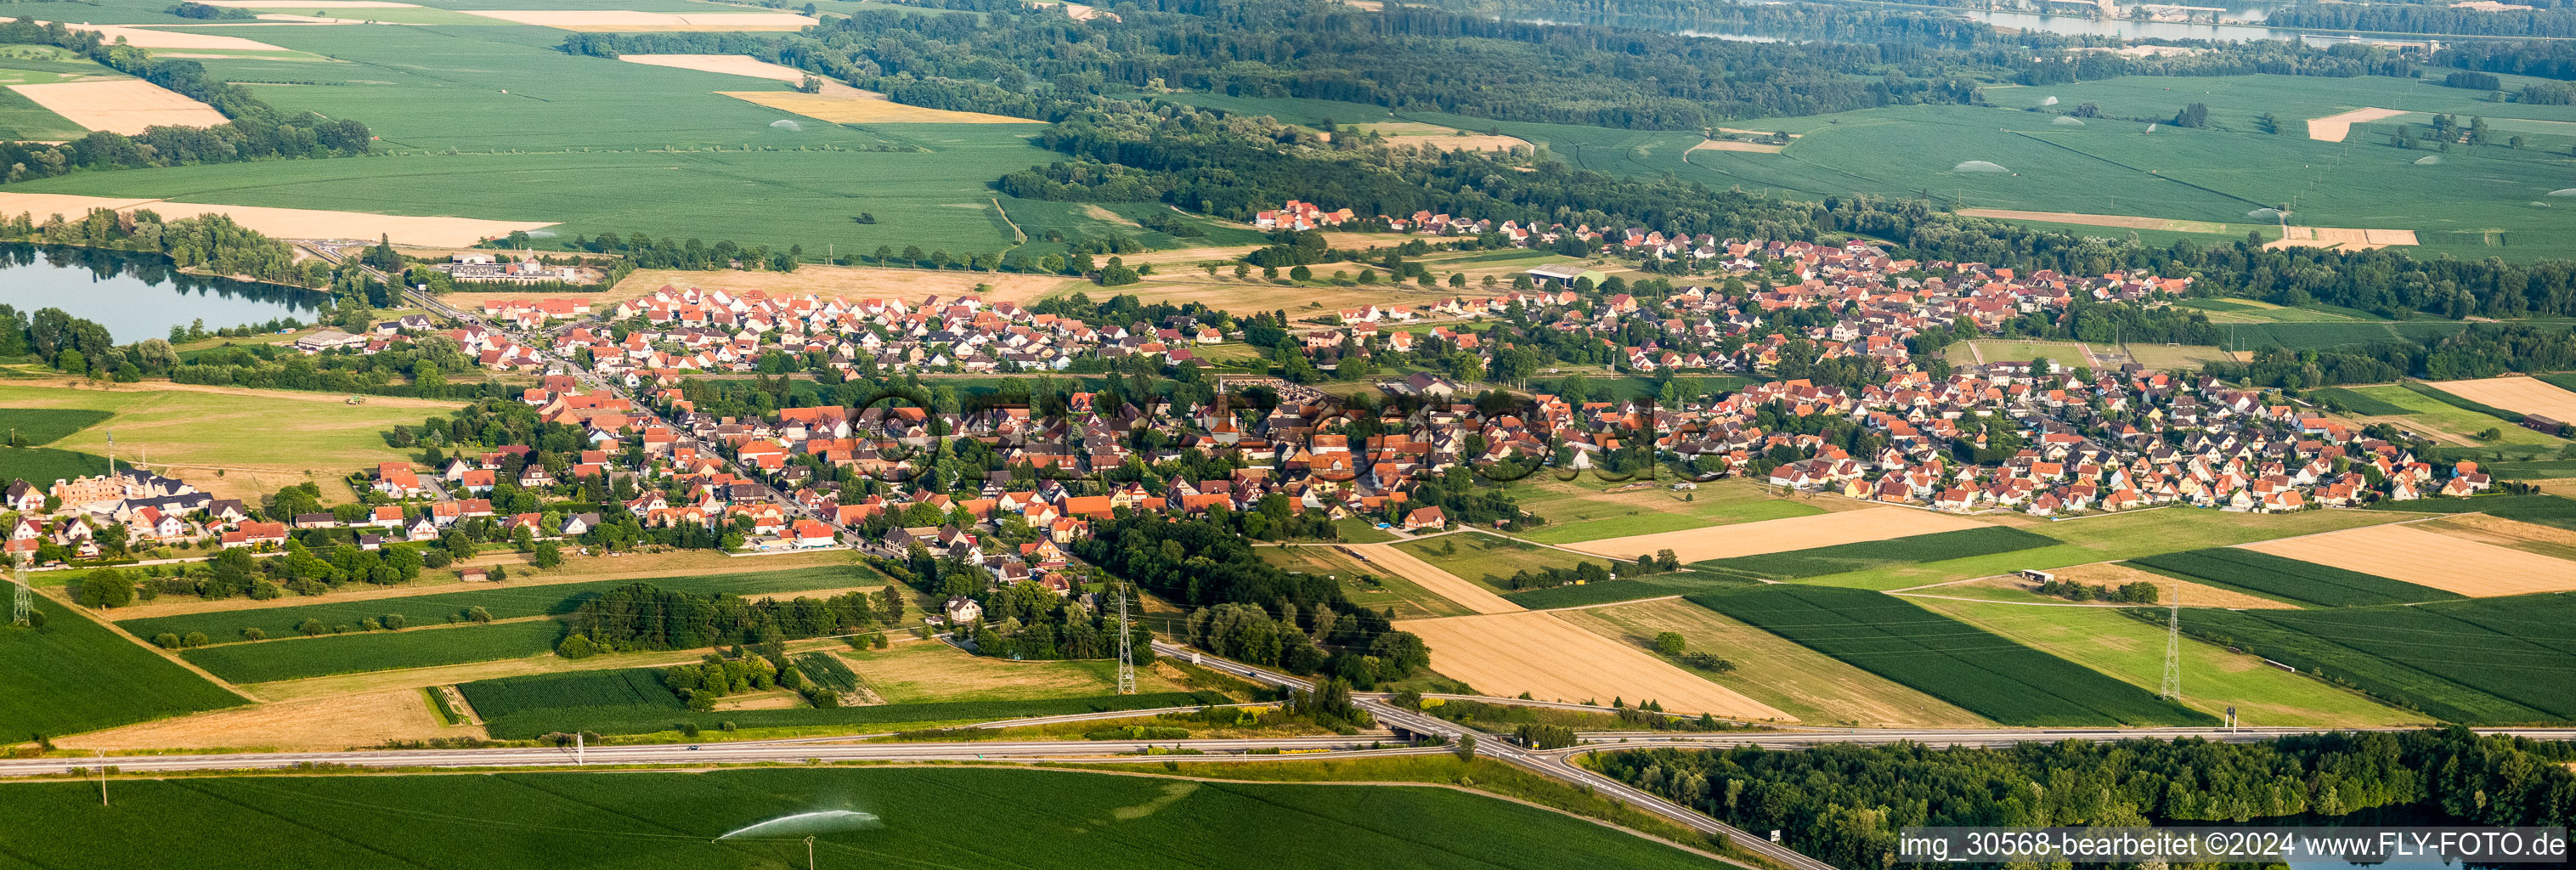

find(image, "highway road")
[0,736,1398,777]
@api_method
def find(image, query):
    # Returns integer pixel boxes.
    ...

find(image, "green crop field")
[2177,595,2576,725]
[794,652,862,693]
[1503,569,1761,609]
[180,618,566,684]
[0,408,110,445]
[1697,526,2059,579]
[117,566,880,642]
[2308,387,2413,416]
[0,87,87,143]
[468,675,1218,738]
[6,20,1175,257]
[455,667,681,720]
[1687,585,2215,726]
[2127,548,2463,607]
[2330,383,2569,447]
[0,446,116,489]
[1393,533,1597,588]
[1912,598,2420,727]
[1,596,246,740]
[0,766,1723,869]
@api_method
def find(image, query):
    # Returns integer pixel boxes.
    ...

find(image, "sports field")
[0,767,1726,869]
[2239,523,2576,597]
[1563,507,1988,563]
[1395,611,1793,720]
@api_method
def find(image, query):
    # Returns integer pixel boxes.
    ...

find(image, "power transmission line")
[1116,582,1135,696]
[2161,577,2182,702]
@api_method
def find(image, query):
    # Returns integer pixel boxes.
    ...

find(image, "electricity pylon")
[11,553,31,627]
[1116,583,1136,696]
[2160,579,2182,702]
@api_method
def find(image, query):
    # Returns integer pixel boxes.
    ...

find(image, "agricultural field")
[1394,610,1792,720]
[835,636,1183,704]
[2178,594,2576,725]
[1500,568,1761,610]
[2423,376,2576,423]
[0,596,246,743]
[179,617,568,685]
[58,687,458,752]
[2126,547,2464,607]
[1553,597,1989,728]
[0,381,464,501]
[115,564,884,642]
[1507,476,1835,545]
[2240,523,2576,596]
[1687,585,2216,726]
[0,407,110,445]
[1562,506,1987,563]
[1342,541,1524,614]
[1912,598,2421,727]
[3,21,1161,256]
[1693,526,2059,579]
[1392,533,1596,589]
[0,767,1726,870]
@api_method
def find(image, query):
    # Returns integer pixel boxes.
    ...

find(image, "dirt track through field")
[1397,611,1791,720]
[0,192,554,246]
[2424,376,2576,423]
[1343,543,1522,614]
[1563,507,1988,563]
[2239,523,2576,596]
[11,80,227,135]
[2307,107,2407,142]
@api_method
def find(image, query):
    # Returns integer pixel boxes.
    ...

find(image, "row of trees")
[567,582,902,652]
[1596,728,2576,870]
[0,20,370,184]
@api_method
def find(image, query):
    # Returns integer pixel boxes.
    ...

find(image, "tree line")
[565,582,901,653]
[1596,728,2576,870]
[0,20,370,184]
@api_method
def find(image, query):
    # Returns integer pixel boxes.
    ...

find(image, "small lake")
[0,244,326,343]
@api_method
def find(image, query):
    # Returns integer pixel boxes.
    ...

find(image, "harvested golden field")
[10,80,227,135]
[0,192,553,246]
[2415,513,2576,561]
[1957,208,2229,234]
[2040,562,2300,609]
[1050,278,1438,317]
[2307,107,2406,142]
[48,23,296,52]
[1688,138,1784,154]
[458,9,819,30]
[1342,543,1522,615]
[1396,611,1792,720]
[2425,376,2576,423]
[58,689,460,751]
[723,90,1038,124]
[2240,523,2576,596]
[2266,226,2417,251]
[844,640,1179,703]
[1353,122,1529,153]
[616,54,867,96]
[1563,506,1988,563]
[1555,598,1983,727]
[613,263,1076,305]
